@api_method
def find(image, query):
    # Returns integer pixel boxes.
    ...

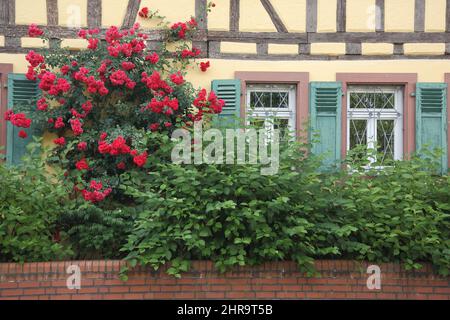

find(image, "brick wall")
[0,260,448,300]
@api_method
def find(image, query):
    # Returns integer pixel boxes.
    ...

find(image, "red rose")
[100,132,108,140]
[90,180,103,191]
[117,161,126,170]
[145,52,159,64]
[170,72,184,85]
[139,7,149,18]
[133,151,148,167]
[18,130,28,139]
[98,141,111,154]
[77,141,87,151]
[200,61,210,72]
[54,137,66,146]
[75,158,89,171]
[149,123,159,132]
[28,24,44,38]
[164,122,172,128]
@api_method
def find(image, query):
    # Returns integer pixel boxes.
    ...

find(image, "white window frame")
[245,84,296,139]
[346,85,404,163]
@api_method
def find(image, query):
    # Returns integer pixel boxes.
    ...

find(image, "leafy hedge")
[0,142,72,262]
[1,140,449,276]
[118,143,450,277]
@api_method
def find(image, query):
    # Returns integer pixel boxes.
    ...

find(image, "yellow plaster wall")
[346,0,376,32]
[404,43,446,55]
[385,0,415,32]
[220,42,257,54]
[425,0,446,32]
[361,43,394,55]
[21,37,49,48]
[0,36,4,47]
[268,44,299,55]
[58,0,88,27]
[271,0,306,33]
[139,0,195,26]
[60,38,88,50]
[207,0,230,31]
[317,0,337,33]
[310,43,346,56]
[15,0,47,25]
[239,0,277,32]
[101,0,128,27]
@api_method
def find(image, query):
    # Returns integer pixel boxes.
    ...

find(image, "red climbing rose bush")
[5,20,224,204]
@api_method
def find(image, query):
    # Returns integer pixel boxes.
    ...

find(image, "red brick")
[122,293,144,300]
[103,294,124,300]
[108,286,130,293]
[382,286,403,293]
[199,292,225,299]
[19,295,40,300]
[18,282,41,288]
[22,288,46,295]
[1,289,23,296]
[50,295,72,300]
[376,293,397,299]
[226,291,255,299]
[0,282,17,289]
[407,286,433,293]
[428,294,449,300]
[433,287,450,294]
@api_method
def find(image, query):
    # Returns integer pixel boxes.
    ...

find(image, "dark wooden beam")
[87,0,102,28]
[230,0,240,32]
[0,0,15,25]
[257,42,268,55]
[446,0,450,32]
[375,0,384,32]
[195,0,207,30]
[346,43,361,55]
[414,0,425,32]
[122,0,141,29]
[46,0,58,25]
[337,0,346,32]
[260,0,288,33]
[306,0,317,33]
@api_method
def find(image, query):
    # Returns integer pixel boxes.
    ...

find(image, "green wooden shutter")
[310,82,342,169]
[415,83,448,173]
[211,79,241,128]
[6,73,39,166]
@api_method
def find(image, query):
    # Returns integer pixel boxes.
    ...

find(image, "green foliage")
[59,204,137,259]
[0,139,72,262]
[119,141,450,277]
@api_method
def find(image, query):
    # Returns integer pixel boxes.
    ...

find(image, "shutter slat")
[211,79,241,128]
[6,73,39,166]
[310,82,342,170]
[416,83,448,174]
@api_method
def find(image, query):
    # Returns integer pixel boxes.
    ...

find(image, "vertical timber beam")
[195,0,208,30]
[306,0,317,33]
[336,0,346,32]
[446,0,450,32]
[122,0,141,29]
[87,0,102,28]
[0,0,15,25]
[46,0,58,25]
[230,0,240,32]
[375,0,384,32]
[414,0,425,32]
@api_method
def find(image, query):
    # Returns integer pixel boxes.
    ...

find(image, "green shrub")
[59,204,137,259]
[119,142,450,277]
[0,141,72,262]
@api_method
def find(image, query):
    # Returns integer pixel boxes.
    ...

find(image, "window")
[246,84,296,140]
[347,85,403,164]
